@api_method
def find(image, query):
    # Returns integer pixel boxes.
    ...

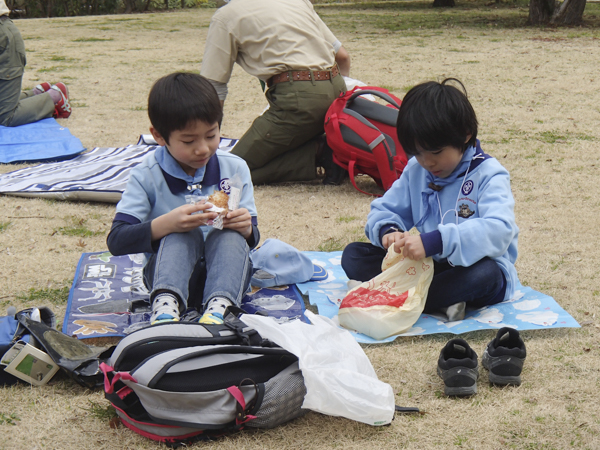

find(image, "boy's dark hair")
[396,78,478,157]
[148,72,223,144]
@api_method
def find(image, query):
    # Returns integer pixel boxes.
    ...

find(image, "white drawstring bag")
[240,311,395,426]
[338,246,434,340]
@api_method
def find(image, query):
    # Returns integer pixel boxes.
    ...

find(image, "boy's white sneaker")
[198,297,233,325]
[151,293,180,325]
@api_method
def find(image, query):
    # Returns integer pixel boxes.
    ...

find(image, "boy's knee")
[206,228,248,251]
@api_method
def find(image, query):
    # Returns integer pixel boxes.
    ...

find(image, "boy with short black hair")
[341,78,519,321]
[107,72,259,325]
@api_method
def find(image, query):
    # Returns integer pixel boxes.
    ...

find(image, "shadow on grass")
[316,0,600,30]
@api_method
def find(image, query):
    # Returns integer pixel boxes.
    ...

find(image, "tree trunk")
[551,0,587,25]
[528,0,555,24]
[433,0,455,7]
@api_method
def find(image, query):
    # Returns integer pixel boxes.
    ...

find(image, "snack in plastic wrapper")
[186,173,243,230]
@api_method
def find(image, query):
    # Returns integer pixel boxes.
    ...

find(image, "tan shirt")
[0,0,10,16]
[201,0,340,84]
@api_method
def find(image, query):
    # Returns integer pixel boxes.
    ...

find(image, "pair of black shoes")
[315,136,346,185]
[437,327,527,397]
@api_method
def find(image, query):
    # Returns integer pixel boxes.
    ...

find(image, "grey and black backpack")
[101,312,307,445]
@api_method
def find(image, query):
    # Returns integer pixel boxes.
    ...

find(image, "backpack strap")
[227,380,258,426]
[347,157,381,197]
[334,110,397,195]
[345,87,401,110]
[101,362,138,395]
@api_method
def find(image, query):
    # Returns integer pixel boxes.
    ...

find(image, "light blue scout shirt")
[365,143,519,301]
[115,146,258,242]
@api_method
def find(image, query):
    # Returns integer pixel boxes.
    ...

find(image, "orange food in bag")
[338,246,434,340]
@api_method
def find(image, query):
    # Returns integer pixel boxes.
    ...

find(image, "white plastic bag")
[240,311,395,426]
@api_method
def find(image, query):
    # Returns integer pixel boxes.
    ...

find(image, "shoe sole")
[482,350,524,386]
[150,318,179,325]
[437,365,478,397]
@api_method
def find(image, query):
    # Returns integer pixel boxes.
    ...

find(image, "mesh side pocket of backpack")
[246,361,308,429]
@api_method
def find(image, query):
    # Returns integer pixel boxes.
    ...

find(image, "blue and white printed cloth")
[297,251,580,344]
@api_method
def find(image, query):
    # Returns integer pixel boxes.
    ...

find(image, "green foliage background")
[5,0,214,17]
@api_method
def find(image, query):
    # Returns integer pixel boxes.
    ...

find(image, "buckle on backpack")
[229,378,258,426]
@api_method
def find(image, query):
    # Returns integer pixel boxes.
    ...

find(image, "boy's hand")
[382,231,404,250]
[151,203,217,240]
[223,208,252,239]
[382,231,426,260]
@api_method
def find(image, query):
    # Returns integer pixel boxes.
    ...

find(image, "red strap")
[100,362,138,394]
[348,159,382,197]
[327,113,349,171]
[227,386,257,425]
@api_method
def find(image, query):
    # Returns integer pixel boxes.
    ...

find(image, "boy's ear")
[464,134,472,144]
[150,126,167,146]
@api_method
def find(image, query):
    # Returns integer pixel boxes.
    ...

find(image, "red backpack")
[324,86,408,196]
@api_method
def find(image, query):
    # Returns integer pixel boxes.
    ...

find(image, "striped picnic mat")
[0,138,237,203]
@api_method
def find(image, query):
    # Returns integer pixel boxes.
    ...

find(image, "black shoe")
[316,136,346,185]
[437,338,479,396]
[482,327,526,386]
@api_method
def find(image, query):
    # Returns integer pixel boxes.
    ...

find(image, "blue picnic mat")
[297,251,581,344]
[62,251,305,340]
[0,118,84,164]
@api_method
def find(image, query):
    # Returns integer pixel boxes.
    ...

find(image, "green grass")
[53,216,105,238]
[0,221,11,232]
[82,401,118,421]
[0,412,20,426]
[72,37,114,42]
[318,237,347,252]
[537,130,596,144]
[54,226,104,237]
[316,0,600,32]
[37,66,67,73]
[336,215,360,223]
[16,285,70,305]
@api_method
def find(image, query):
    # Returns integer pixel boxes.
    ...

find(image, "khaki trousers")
[0,17,54,127]
[231,73,346,184]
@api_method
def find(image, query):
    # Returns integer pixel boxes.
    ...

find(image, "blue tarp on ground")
[0,118,85,164]
[63,251,306,340]
[298,251,581,344]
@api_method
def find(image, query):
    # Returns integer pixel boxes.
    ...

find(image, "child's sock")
[198,297,233,325]
[347,279,362,290]
[150,292,180,325]
[440,302,466,322]
[47,88,62,104]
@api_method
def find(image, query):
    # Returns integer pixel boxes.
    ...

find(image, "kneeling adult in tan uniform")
[201,0,350,185]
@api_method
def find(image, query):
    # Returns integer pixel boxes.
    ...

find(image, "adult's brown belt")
[266,65,340,88]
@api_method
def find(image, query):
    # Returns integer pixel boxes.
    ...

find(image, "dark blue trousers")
[341,242,506,314]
